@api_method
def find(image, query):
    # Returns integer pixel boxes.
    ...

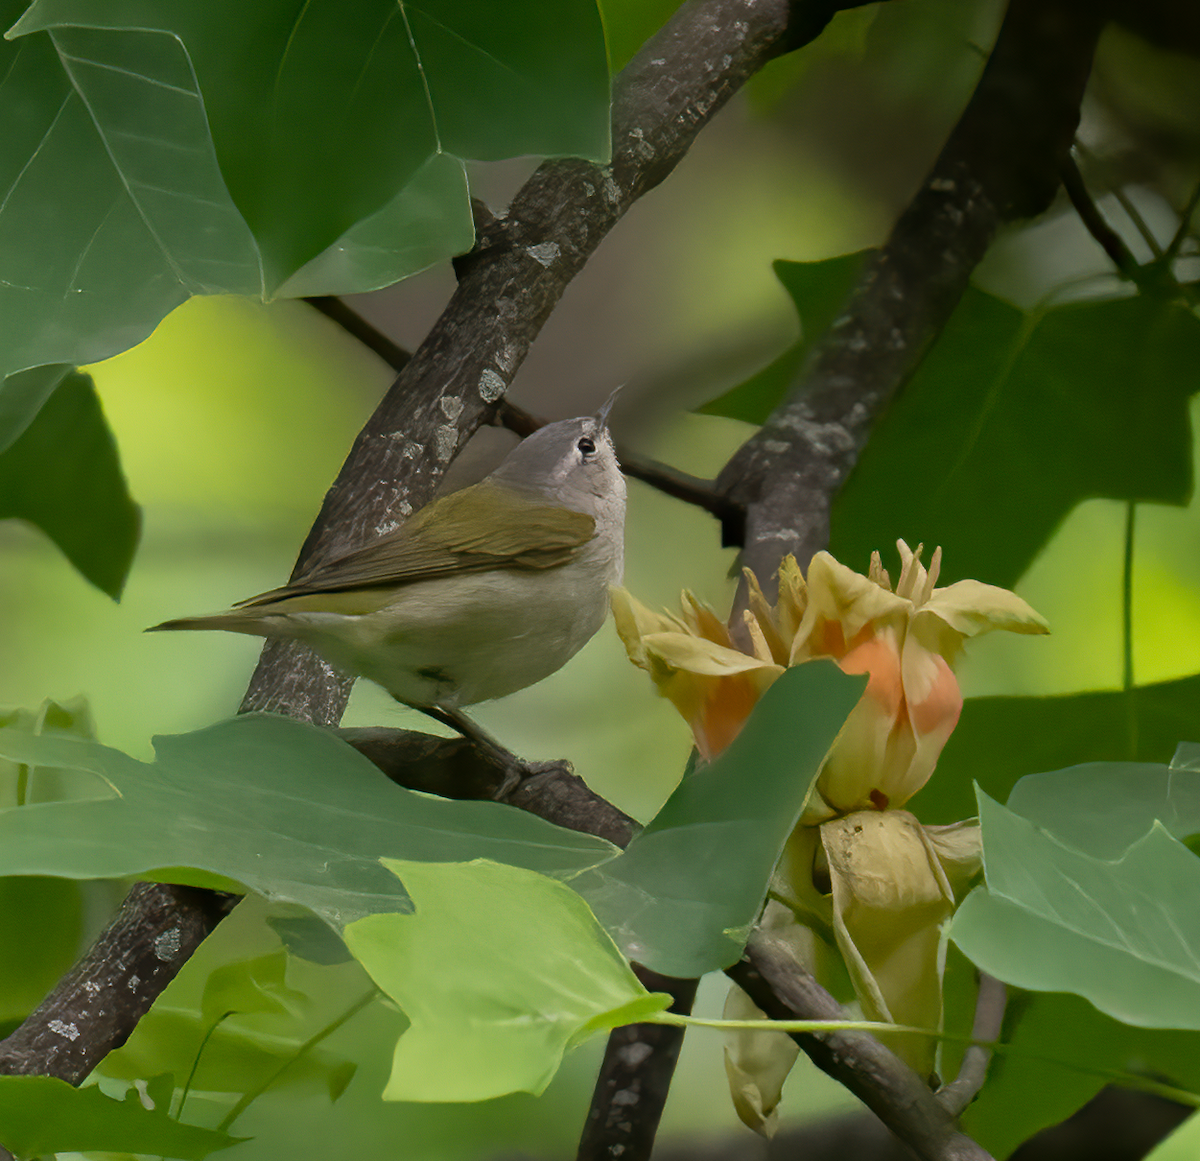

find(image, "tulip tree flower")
[612,541,1048,1131]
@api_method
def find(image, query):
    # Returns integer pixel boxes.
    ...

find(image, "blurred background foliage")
[2,0,1200,1154]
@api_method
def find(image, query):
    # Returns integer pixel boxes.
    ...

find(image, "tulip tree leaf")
[0,369,140,598]
[344,858,671,1103]
[950,974,1200,1160]
[699,252,871,423]
[949,789,1200,1031]
[913,673,1200,825]
[0,0,609,379]
[0,363,71,455]
[0,713,618,928]
[0,1075,240,1157]
[1144,1110,1200,1161]
[831,288,1200,589]
[572,662,865,978]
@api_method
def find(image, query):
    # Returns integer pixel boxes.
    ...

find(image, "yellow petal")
[919,579,1050,640]
[742,568,788,663]
[681,590,734,647]
[775,555,808,646]
[821,810,955,1077]
[610,587,685,669]
[792,553,910,665]
[640,632,784,679]
[722,983,799,1138]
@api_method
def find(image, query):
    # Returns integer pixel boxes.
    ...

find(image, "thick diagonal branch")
[0,0,811,1094]
[718,0,1107,592]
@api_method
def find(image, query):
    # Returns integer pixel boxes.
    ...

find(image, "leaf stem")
[216,985,377,1132]
[656,1011,1200,1108]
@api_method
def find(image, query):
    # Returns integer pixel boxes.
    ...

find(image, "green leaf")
[201,950,308,1025]
[949,789,1200,1030]
[1145,1109,1200,1161]
[961,987,1200,1160]
[0,1075,240,1157]
[0,876,84,1021]
[1004,752,1200,858]
[0,369,140,598]
[597,0,684,71]
[0,0,608,375]
[0,713,618,927]
[344,858,670,1103]
[573,663,865,977]
[913,674,1200,825]
[699,253,871,424]
[0,364,71,454]
[831,288,1200,589]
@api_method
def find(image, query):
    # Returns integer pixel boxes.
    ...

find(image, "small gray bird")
[152,400,626,731]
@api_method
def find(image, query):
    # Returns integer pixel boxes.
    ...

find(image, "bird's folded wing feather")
[236,483,596,610]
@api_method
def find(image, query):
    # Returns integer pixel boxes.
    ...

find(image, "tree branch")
[937,973,1008,1117]
[728,934,994,1161]
[717,0,1107,594]
[0,0,813,1094]
[1058,154,1139,277]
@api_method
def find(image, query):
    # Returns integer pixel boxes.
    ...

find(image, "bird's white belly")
[285,566,611,707]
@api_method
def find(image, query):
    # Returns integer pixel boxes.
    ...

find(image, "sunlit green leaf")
[573,663,864,977]
[0,369,140,598]
[344,858,670,1103]
[0,713,618,927]
[832,289,1200,588]
[1144,1109,1200,1161]
[201,950,308,1025]
[950,789,1200,1030]
[0,1075,240,1157]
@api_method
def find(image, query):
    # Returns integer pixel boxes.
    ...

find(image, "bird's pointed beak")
[594,386,622,428]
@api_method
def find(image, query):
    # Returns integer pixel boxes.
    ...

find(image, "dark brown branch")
[0,884,237,1080]
[304,296,413,372]
[937,973,1008,1117]
[717,0,1107,594]
[728,933,994,1161]
[577,969,700,1161]
[1059,155,1139,277]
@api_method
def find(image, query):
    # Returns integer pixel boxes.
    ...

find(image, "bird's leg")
[416,704,527,800]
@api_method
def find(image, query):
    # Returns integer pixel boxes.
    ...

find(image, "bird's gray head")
[489,399,625,516]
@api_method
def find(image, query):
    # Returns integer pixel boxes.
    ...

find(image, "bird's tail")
[147,612,267,635]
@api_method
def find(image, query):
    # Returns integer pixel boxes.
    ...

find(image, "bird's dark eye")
[577,436,596,456]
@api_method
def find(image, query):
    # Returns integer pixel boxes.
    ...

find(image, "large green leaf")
[912,674,1200,825]
[0,368,140,597]
[961,987,1200,1160]
[831,288,1200,588]
[572,662,865,977]
[0,0,609,376]
[0,713,618,927]
[950,788,1200,1030]
[0,363,71,455]
[0,1075,239,1157]
[345,858,670,1103]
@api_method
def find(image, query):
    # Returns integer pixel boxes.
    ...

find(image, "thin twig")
[718,0,1106,597]
[304,296,413,371]
[937,973,1008,1117]
[1165,178,1200,262]
[1060,154,1139,277]
[729,933,995,1161]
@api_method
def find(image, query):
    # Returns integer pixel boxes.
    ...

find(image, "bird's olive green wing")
[236,483,595,613]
